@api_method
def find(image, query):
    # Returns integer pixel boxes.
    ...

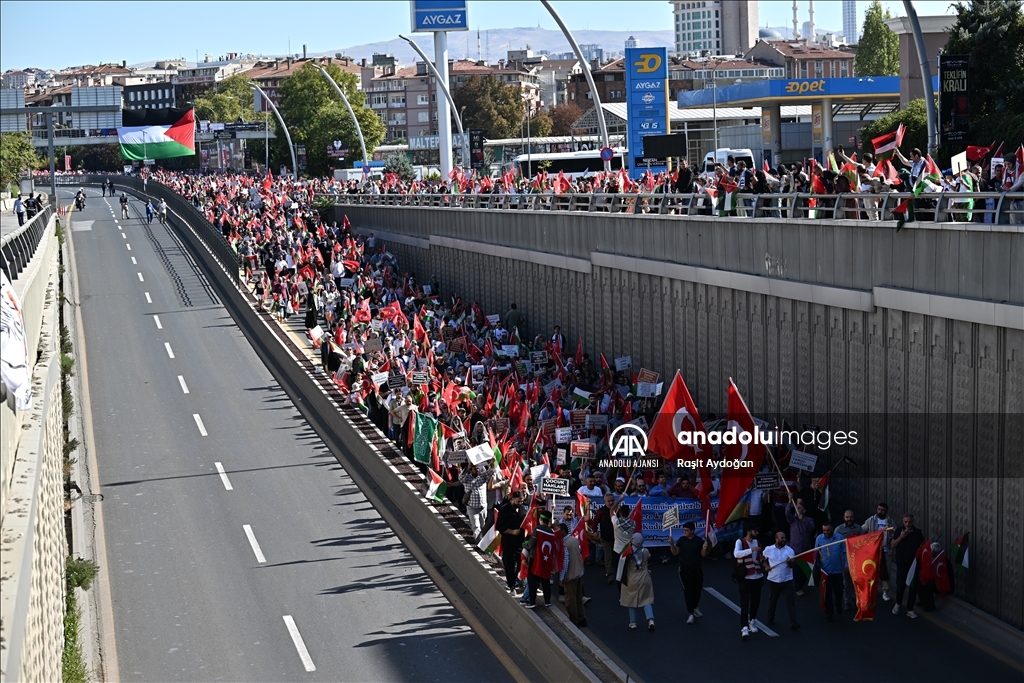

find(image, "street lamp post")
[398,34,470,175]
[541,0,611,172]
[250,83,297,178]
[312,64,371,173]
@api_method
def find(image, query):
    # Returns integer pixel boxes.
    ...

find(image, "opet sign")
[783,79,827,95]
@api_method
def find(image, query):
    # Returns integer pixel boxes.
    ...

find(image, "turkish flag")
[575,337,583,367]
[933,550,954,596]
[530,527,564,578]
[847,530,885,621]
[354,298,372,324]
[413,314,426,342]
[572,521,590,563]
[380,301,402,322]
[647,371,708,461]
[714,379,768,529]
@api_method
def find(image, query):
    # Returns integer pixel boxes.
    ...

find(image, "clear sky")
[0,1,957,71]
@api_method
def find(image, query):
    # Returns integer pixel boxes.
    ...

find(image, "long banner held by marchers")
[619,496,719,546]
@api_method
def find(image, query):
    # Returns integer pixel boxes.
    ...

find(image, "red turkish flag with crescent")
[847,530,885,621]
[530,527,564,578]
[714,379,768,529]
[646,371,713,497]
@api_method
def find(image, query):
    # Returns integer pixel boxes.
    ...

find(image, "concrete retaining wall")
[0,220,66,682]
[339,204,1024,631]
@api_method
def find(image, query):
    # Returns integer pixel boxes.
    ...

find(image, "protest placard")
[501,344,520,357]
[555,427,573,444]
[614,356,632,371]
[662,506,679,530]
[570,441,596,458]
[789,450,818,472]
[556,448,566,466]
[636,382,663,398]
[637,368,659,384]
[339,277,354,288]
[755,472,781,489]
[370,319,383,331]
[530,351,548,366]
[486,314,501,326]
[544,378,562,396]
[410,371,431,385]
[466,443,494,466]
[445,450,468,466]
[585,414,610,429]
[541,478,570,497]
[447,337,465,354]
[387,375,408,389]
[370,372,389,387]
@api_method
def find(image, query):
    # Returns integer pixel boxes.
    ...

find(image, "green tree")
[855,0,899,76]
[453,76,525,139]
[66,144,123,172]
[0,132,42,188]
[943,0,1024,146]
[548,102,584,136]
[193,74,265,123]
[860,98,929,158]
[384,152,415,181]
[276,62,384,177]
[529,110,553,138]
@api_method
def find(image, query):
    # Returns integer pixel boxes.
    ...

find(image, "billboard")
[939,54,969,146]
[624,47,669,178]
[410,0,468,32]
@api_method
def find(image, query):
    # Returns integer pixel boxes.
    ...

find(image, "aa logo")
[634,53,662,74]
[610,423,649,458]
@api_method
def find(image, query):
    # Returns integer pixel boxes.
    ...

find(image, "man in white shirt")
[733,523,764,640]
[762,531,801,632]
[863,502,893,600]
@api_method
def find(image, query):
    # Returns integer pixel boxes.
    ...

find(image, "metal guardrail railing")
[328,190,1024,225]
[1,203,55,283]
[45,174,240,285]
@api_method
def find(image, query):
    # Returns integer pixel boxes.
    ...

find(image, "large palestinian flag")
[118,108,195,160]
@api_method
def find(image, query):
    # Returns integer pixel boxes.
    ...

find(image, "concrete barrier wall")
[0,230,66,682]
[339,205,1024,631]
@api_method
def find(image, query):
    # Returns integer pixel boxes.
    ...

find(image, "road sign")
[362,165,371,175]
[600,147,614,162]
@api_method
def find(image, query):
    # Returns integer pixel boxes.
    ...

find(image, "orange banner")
[847,530,885,621]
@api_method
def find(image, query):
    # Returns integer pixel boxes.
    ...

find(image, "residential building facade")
[672,0,758,57]
[744,39,856,80]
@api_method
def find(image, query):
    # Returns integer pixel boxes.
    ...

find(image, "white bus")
[505,149,627,179]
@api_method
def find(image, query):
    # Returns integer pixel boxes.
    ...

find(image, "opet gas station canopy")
[677,76,909,161]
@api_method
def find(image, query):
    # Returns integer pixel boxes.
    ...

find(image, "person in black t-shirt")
[669,521,709,624]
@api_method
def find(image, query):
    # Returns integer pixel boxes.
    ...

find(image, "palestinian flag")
[816,473,830,515]
[118,107,195,160]
[871,123,906,162]
[717,177,738,216]
[426,468,448,502]
[949,532,970,570]
[477,508,502,557]
[793,553,815,587]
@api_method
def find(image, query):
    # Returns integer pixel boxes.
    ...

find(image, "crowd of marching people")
[324,139,1023,224]
[137,166,966,639]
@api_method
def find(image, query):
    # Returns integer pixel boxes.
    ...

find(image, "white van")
[702,148,755,174]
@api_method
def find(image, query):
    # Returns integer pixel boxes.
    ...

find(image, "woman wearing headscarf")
[619,532,656,630]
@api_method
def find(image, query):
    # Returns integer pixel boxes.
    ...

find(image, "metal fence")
[330,190,1024,224]
[1,203,54,283]
[45,174,240,285]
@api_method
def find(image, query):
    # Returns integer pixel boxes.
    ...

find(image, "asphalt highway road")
[577,544,1020,683]
[69,187,517,683]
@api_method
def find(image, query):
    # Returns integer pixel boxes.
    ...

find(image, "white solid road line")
[153,315,162,329]
[242,525,267,564]
[178,375,189,394]
[282,616,316,672]
[193,413,208,436]
[164,342,174,358]
[131,257,137,265]
[214,462,233,491]
[144,292,152,304]
[703,587,779,637]
[137,272,144,281]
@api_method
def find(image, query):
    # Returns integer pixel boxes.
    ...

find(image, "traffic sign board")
[600,147,614,162]
[362,165,371,175]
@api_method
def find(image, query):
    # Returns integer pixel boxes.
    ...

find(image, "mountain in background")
[316,27,675,65]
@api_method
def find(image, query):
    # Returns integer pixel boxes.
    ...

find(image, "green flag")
[413,412,437,464]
